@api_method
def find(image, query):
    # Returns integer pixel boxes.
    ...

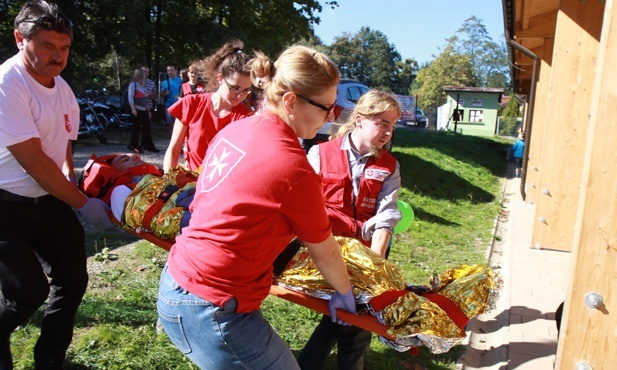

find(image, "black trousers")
[128,110,155,149]
[297,314,372,370]
[0,194,87,369]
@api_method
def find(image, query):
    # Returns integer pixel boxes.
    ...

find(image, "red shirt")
[168,93,252,170]
[167,112,332,313]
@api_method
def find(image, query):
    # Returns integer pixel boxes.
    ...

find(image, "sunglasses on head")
[296,94,340,120]
[20,16,73,33]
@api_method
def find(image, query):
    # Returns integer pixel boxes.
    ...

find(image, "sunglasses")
[296,94,340,120]
[20,16,73,33]
[224,79,252,95]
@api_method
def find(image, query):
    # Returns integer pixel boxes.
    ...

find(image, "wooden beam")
[516,10,559,39]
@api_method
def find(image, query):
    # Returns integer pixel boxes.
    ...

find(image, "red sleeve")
[281,171,332,243]
[168,94,211,125]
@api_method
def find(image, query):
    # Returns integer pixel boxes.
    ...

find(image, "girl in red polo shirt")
[163,39,253,172]
[157,45,355,369]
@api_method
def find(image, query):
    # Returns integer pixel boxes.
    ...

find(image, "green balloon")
[394,200,414,234]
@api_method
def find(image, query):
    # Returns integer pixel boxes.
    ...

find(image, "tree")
[0,0,330,93]
[411,38,474,111]
[454,16,509,88]
[327,26,415,93]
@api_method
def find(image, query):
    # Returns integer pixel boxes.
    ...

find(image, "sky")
[312,0,506,65]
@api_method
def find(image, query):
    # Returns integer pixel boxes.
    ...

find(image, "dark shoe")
[144,147,160,153]
[127,145,144,154]
[0,336,13,370]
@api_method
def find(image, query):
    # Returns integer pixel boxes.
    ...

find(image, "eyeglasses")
[296,94,338,119]
[224,80,252,95]
[20,16,73,33]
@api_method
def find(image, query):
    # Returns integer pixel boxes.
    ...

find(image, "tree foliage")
[327,26,417,94]
[0,0,332,93]
[411,38,475,111]
[454,15,509,88]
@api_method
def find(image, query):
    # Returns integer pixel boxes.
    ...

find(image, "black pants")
[128,110,155,149]
[297,314,372,370]
[0,194,87,369]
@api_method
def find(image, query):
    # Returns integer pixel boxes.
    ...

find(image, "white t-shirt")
[110,184,132,221]
[0,54,80,197]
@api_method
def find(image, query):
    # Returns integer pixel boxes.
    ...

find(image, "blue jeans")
[157,265,300,370]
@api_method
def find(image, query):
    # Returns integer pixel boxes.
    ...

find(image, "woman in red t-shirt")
[163,39,253,171]
[157,45,356,370]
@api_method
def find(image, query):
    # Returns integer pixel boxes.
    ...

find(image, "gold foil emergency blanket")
[277,236,406,299]
[122,166,199,240]
[276,237,500,354]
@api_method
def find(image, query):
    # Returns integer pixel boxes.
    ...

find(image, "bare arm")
[304,234,352,294]
[62,141,77,186]
[163,119,188,171]
[370,228,392,258]
[8,138,88,208]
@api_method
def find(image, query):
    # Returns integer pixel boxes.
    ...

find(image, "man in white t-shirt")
[0,1,110,368]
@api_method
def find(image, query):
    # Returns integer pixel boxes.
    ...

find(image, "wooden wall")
[529,0,604,252]
[556,0,617,367]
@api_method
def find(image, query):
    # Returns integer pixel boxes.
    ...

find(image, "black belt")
[0,189,52,205]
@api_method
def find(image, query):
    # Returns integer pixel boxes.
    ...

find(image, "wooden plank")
[530,0,604,251]
[556,0,616,367]
[524,39,554,206]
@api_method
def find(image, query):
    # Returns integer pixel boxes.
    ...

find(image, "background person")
[180,64,205,97]
[511,131,525,178]
[0,1,110,368]
[140,65,157,116]
[127,68,159,153]
[157,45,355,370]
[248,50,273,114]
[160,65,182,125]
[163,39,253,171]
[297,90,403,370]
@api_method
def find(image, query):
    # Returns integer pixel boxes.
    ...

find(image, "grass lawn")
[9,127,512,370]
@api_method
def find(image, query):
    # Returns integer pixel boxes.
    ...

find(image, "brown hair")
[193,39,252,92]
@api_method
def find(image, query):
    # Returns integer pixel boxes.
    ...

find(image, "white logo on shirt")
[364,168,390,182]
[201,138,245,192]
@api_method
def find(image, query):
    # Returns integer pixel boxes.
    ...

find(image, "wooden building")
[503,0,615,367]
[442,86,505,136]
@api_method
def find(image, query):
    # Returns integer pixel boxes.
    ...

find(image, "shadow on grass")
[290,344,465,370]
[411,205,461,226]
[394,129,510,178]
[395,151,495,204]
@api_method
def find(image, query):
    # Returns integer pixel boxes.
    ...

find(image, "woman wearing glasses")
[298,90,403,370]
[163,39,253,171]
[157,45,355,369]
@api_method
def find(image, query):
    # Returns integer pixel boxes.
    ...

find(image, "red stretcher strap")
[108,212,173,251]
[368,289,409,312]
[421,292,470,330]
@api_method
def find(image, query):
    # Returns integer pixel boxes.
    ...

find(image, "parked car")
[400,107,428,128]
[302,79,370,152]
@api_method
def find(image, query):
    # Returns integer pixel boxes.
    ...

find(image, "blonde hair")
[265,45,339,115]
[333,90,402,139]
[131,68,146,85]
[250,51,274,85]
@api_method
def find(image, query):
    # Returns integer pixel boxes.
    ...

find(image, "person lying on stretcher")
[78,153,197,240]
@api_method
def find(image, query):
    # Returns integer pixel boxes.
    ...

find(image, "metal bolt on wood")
[584,292,603,309]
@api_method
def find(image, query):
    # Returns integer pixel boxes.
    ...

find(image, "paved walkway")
[459,175,571,369]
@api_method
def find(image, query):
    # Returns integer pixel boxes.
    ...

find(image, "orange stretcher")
[109,215,397,341]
